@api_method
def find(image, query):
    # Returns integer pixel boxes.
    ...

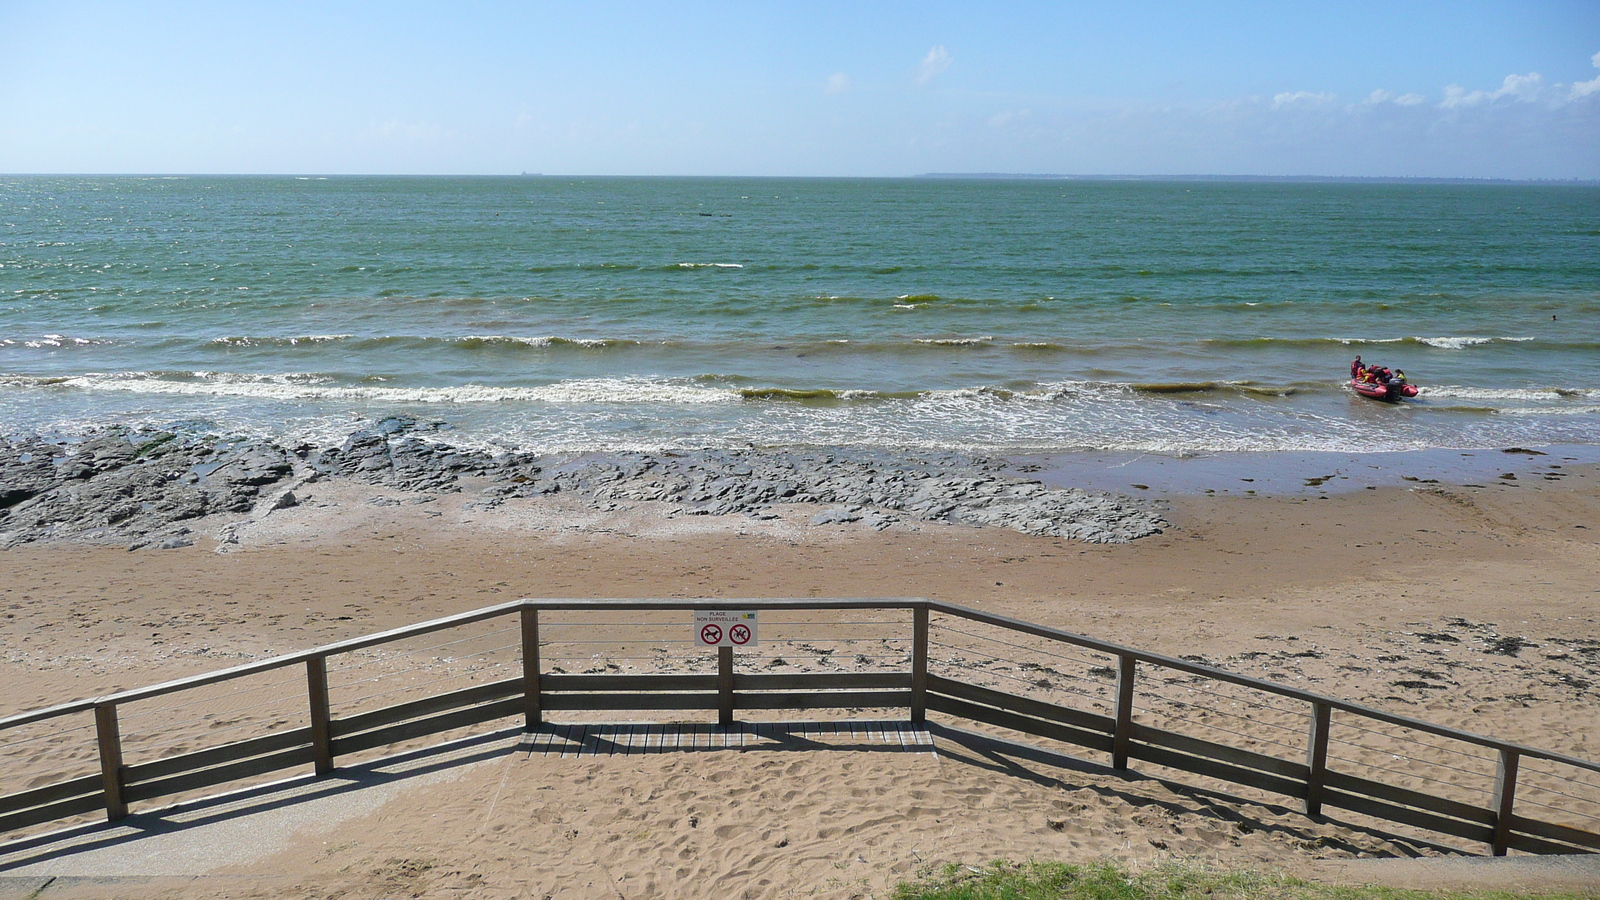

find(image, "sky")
[1,1,1598,178]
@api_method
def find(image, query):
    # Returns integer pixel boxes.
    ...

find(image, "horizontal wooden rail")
[0,791,106,836]
[928,601,1600,775]
[2,597,1596,860]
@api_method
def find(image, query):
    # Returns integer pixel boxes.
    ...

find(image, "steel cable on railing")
[1134,698,1309,757]
[1135,686,1306,736]
[1318,736,1491,778]
[1504,779,1600,808]
[0,723,98,752]
[327,640,522,689]
[773,634,904,643]
[1324,744,1496,789]
[926,646,1115,697]
[333,667,520,711]
[322,626,519,675]
[1146,676,1310,722]
[115,672,305,723]
[1142,691,1309,738]
[325,634,516,674]
[933,661,1107,696]
[1322,744,1496,798]
[1332,716,1500,763]
[926,659,1115,695]
[123,713,304,757]
[925,662,1112,699]
[121,692,305,740]
[1328,724,1499,774]
[539,657,704,666]
[930,623,1119,672]
[1510,796,1600,829]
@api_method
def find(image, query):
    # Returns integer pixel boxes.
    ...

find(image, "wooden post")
[718,646,734,728]
[1304,701,1331,818]
[1112,654,1136,771]
[521,607,542,729]
[306,656,334,775]
[911,606,929,723]
[1491,748,1520,856]
[94,703,127,821]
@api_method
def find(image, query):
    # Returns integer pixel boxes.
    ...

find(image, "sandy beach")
[2,450,1599,897]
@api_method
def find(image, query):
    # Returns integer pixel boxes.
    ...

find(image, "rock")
[0,426,1168,547]
[810,508,862,526]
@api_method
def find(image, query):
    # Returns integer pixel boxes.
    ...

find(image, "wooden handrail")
[926,600,1600,775]
[3,596,1597,855]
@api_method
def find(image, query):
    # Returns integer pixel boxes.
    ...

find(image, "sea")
[2,176,1598,460]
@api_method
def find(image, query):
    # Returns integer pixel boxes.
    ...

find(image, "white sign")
[694,610,758,647]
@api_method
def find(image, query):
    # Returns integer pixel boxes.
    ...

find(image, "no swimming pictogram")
[693,610,759,647]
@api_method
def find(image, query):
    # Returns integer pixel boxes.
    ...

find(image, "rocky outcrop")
[0,429,294,548]
[0,421,1165,548]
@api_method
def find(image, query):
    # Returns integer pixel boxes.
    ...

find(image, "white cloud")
[1571,50,1600,98]
[1366,89,1426,106]
[1440,72,1546,108]
[825,72,852,95]
[1273,91,1337,107]
[916,45,951,85]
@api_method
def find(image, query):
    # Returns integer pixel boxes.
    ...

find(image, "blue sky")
[2,1,1598,177]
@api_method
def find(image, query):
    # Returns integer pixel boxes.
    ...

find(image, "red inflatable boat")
[1350,378,1419,401]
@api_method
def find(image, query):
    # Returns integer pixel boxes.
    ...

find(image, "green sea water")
[1,175,1597,453]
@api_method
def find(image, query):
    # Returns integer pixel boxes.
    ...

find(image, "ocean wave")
[0,334,116,349]
[203,334,643,352]
[1206,336,1547,350]
[10,370,1590,415]
[1131,382,1217,394]
[674,262,743,269]
[1497,405,1600,417]
[1415,336,1494,350]
[1420,385,1600,401]
[209,334,353,347]
[912,336,993,347]
[456,335,637,350]
[737,387,922,402]
[10,372,736,405]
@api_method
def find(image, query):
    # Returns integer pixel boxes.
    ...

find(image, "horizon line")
[3,172,1598,185]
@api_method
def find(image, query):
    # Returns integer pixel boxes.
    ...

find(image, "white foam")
[675,262,743,269]
[913,336,993,346]
[1415,336,1493,349]
[13,335,113,348]
[1497,405,1600,416]
[211,335,352,347]
[465,335,618,349]
[47,373,738,405]
[1422,385,1597,401]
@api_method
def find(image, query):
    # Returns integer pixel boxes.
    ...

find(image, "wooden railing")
[2,598,1597,857]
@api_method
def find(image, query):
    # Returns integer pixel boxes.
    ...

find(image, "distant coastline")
[917,172,1600,185]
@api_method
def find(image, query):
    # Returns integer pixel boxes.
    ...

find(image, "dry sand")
[2,455,1598,896]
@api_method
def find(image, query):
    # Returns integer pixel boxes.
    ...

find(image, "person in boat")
[1351,356,1363,379]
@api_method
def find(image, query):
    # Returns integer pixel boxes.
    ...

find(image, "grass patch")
[889,860,1598,900]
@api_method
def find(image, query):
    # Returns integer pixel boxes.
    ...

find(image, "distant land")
[917,173,1600,185]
